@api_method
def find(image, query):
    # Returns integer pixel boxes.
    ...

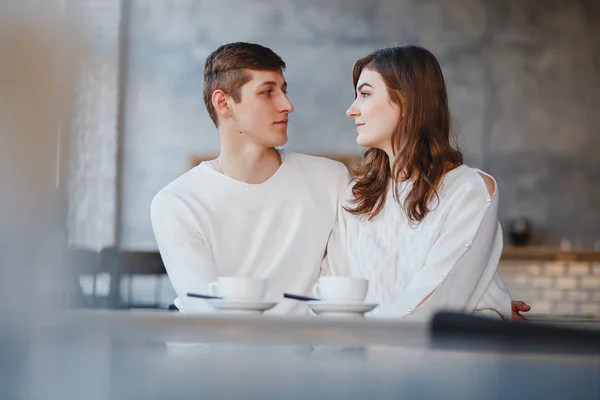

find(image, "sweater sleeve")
[320,175,352,278]
[376,177,503,320]
[319,163,352,277]
[150,191,218,313]
[319,203,350,278]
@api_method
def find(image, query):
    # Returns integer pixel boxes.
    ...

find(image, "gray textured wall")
[67,0,121,250]
[119,0,600,250]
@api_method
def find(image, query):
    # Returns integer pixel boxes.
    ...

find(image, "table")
[6,310,600,400]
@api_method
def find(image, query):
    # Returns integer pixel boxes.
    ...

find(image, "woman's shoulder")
[339,164,498,219]
[441,164,498,201]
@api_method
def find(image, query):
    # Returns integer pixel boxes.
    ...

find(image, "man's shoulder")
[151,165,210,211]
[284,150,350,180]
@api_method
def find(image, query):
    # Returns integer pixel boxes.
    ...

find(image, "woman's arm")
[377,172,508,320]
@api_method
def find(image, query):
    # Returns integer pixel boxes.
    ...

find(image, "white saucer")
[307,301,378,317]
[206,299,277,314]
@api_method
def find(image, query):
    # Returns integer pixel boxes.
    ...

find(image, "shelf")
[501,246,600,262]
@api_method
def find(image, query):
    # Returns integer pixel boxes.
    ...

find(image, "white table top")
[7,309,600,400]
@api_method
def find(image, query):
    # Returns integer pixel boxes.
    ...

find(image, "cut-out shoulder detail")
[477,171,496,197]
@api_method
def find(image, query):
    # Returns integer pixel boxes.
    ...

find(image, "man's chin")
[268,132,288,147]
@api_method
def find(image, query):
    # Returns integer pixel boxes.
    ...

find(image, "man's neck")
[216,136,282,184]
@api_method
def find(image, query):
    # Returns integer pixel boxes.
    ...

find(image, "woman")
[325,45,520,320]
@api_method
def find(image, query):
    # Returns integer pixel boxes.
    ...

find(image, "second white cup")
[313,276,368,302]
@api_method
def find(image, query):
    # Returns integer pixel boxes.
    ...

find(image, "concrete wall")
[114,0,600,250]
[67,0,122,250]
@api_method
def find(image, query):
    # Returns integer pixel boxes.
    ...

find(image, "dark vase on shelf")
[509,218,531,246]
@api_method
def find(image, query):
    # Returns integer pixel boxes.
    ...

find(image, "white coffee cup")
[208,277,267,301]
[313,277,368,302]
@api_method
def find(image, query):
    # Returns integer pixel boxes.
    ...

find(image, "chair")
[117,251,167,309]
[66,246,120,308]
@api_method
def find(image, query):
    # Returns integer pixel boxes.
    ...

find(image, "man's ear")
[212,89,232,119]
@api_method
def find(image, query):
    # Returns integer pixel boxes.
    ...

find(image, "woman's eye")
[360,91,369,98]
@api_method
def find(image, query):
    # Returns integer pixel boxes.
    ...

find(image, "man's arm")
[321,164,353,277]
[151,191,218,313]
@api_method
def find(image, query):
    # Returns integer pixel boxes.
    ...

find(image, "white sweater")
[150,150,350,315]
[324,165,512,321]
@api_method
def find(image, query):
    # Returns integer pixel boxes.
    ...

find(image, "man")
[151,42,349,315]
[151,42,530,319]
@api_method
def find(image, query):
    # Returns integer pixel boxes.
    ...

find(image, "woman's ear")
[398,93,407,119]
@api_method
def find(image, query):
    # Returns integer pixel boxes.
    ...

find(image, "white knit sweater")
[324,165,512,320]
[151,150,350,315]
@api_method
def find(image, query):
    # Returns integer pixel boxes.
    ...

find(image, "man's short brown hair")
[202,42,286,126]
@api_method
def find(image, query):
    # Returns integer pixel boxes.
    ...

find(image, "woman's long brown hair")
[345,45,463,223]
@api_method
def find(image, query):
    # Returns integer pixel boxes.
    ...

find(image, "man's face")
[229,69,294,147]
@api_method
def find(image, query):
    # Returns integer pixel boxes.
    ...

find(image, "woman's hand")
[512,301,531,321]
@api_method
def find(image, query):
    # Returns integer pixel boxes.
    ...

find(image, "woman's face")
[346,69,401,155]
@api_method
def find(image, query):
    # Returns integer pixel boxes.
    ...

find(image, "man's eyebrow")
[258,81,287,88]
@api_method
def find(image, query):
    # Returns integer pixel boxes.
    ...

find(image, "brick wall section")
[499,261,600,316]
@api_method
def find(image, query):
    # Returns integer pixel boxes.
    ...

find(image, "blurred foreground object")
[0,0,82,317]
[0,2,85,398]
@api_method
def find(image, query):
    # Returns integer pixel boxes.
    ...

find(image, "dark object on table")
[509,217,531,246]
[430,311,600,355]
